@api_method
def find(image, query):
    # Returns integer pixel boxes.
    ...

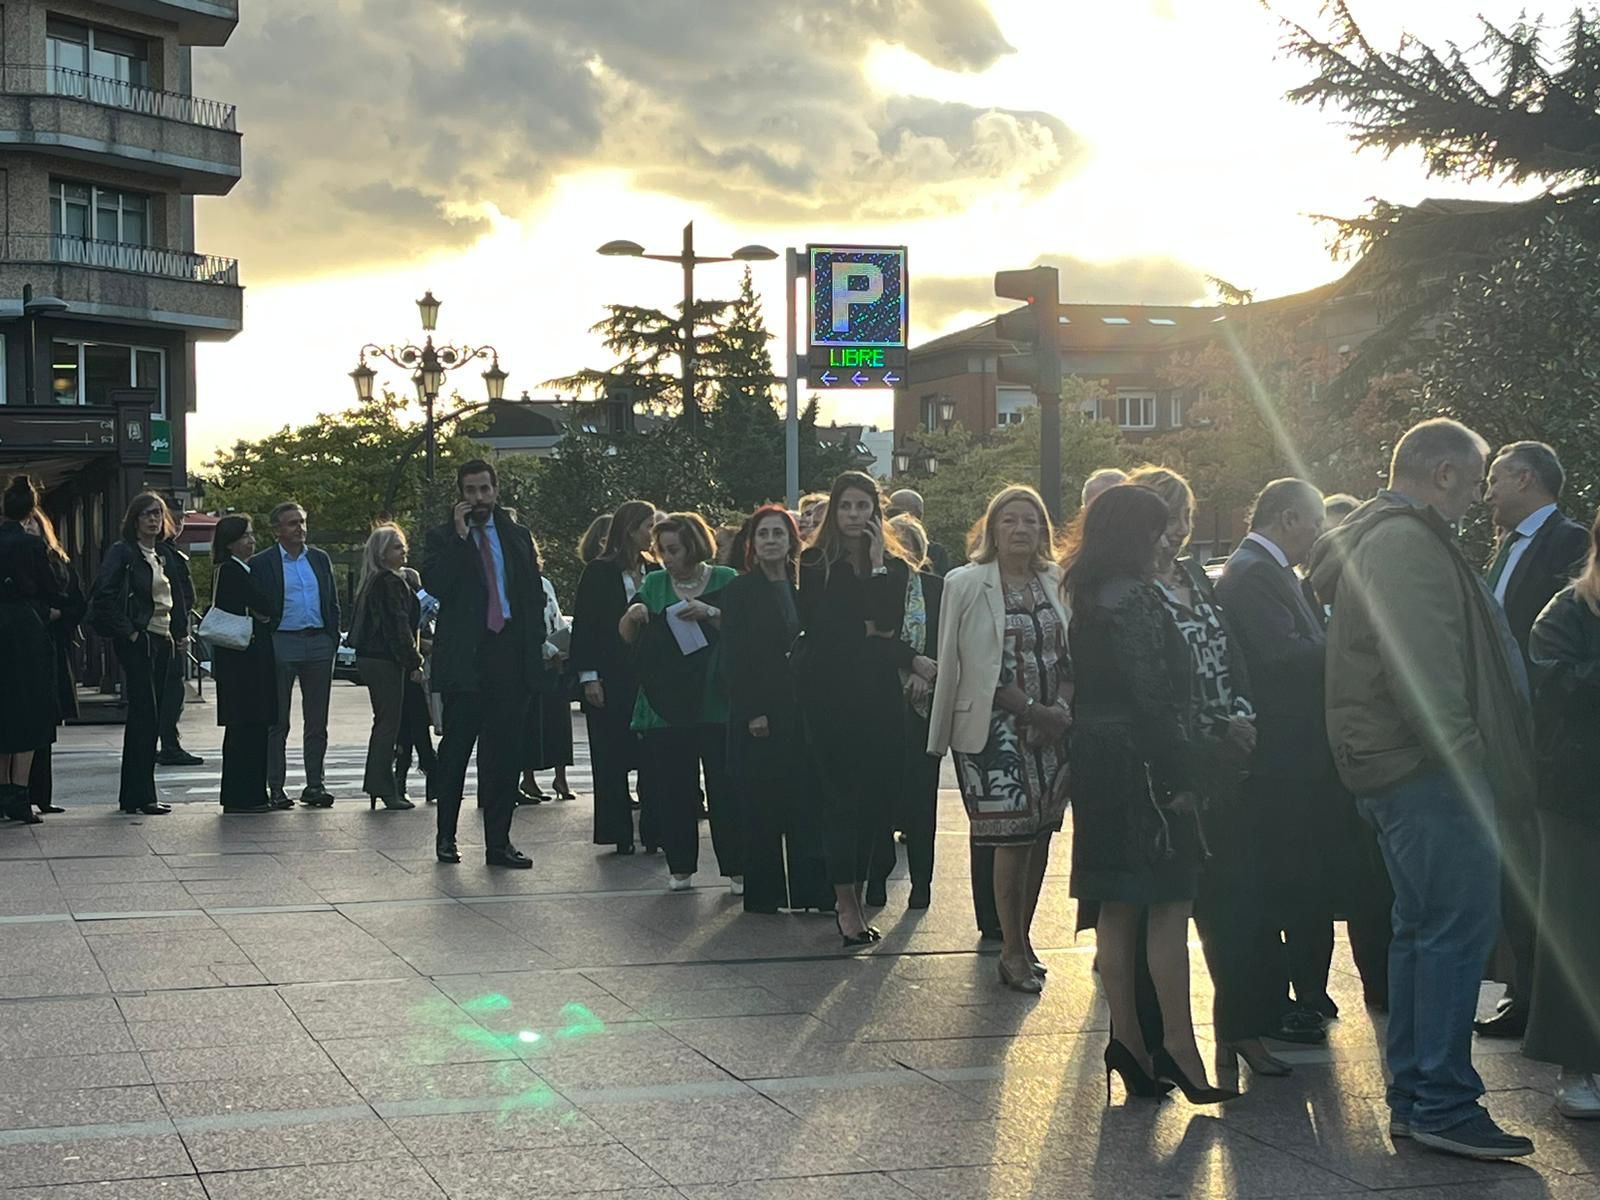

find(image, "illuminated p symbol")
[831,264,884,334]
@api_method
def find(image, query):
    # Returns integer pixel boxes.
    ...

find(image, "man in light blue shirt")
[250,502,342,808]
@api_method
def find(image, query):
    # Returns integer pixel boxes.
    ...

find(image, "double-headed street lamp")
[597,222,776,434]
[349,290,508,481]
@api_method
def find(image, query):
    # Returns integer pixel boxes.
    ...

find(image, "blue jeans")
[1358,770,1500,1132]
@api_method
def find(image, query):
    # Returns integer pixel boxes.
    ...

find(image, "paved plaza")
[0,684,1596,1199]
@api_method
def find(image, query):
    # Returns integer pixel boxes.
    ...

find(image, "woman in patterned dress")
[929,486,1071,992]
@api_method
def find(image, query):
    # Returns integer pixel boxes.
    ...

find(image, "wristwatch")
[870,565,888,576]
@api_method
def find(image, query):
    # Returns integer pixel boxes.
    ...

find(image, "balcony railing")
[3,233,239,285]
[2,64,237,132]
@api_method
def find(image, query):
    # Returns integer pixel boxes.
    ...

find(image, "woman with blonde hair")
[930,485,1071,990]
[350,523,423,810]
[1525,507,1600,1118]
[22,506,86,817]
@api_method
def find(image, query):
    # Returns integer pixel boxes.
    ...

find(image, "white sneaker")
[668,875,693,892]
[729,877,745,896]
[1556,1070,1600,1120]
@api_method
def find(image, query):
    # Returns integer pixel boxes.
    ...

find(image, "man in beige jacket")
[1309,418,1536,1161]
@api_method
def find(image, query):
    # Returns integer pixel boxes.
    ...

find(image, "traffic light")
[994,266,1062,400]
[993,265,1064,519]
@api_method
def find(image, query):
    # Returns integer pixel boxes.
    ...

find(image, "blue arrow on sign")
[820,371,837,385]
[883,372,901,385]
[851,371,868,386]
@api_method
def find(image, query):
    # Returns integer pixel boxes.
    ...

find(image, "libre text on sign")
[806,245,908,388]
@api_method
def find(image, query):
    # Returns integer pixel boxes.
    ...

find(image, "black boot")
[2,784,42,825]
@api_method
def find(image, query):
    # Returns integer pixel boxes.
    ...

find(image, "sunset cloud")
[194,0,1082,279]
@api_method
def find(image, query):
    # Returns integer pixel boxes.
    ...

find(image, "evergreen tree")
[703,267,786,509]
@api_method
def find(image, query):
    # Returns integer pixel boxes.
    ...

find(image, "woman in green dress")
[620,513,742,892]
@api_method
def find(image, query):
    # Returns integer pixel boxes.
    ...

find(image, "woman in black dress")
[796,472,923,945]
[24,506,85,817]
[0,476,65,824]
[573,500,660,854]
[209,515,281,814]
[1525,509,1600,1119]
[1063,484,1233,1104]
[722,505,832,914]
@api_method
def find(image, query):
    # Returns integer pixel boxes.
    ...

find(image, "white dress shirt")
[1493,502,1557,605]
[1243,531,1292,569]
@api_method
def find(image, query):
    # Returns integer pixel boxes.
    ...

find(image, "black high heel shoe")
[835,914,875,948]
[1152,1048,1240,1104]
[1104,1039,1173,1102]
[2,785,42,825]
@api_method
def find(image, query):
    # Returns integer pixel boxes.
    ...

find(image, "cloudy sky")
[187,0,1540,461]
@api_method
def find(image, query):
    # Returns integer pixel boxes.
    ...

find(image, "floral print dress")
[955,576,1071,846]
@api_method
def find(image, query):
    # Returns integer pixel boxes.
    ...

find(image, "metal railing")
[1,233,239,286]
[2,64,237,132]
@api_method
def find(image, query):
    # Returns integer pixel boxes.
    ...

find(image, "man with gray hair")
[1081,467,1127,508]
[886,488,950,576]
[1309,418,1536,1159]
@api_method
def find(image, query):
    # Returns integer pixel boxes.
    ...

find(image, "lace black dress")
[1068,574,1199,903]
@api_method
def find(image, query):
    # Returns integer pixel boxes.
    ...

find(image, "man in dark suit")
[250,501,341,809]
[423,459,547,868]
[1216,479,1347,1026]
[1477,440,1590,1038]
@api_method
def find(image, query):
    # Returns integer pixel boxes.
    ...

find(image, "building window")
[1169,394,1184,428]
[1116,391,1157,430]
[46,19,150,93]
[50,180,150,246]
[920,395,938,433]
[51,340,166,415]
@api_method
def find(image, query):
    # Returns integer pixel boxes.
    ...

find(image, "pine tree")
[703,267,786,509]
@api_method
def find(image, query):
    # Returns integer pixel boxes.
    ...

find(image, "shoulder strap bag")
[198,564,253,652]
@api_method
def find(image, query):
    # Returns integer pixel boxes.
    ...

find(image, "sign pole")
[785,247,801,511]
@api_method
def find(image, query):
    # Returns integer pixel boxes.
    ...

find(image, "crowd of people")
[2,417,1599,1160]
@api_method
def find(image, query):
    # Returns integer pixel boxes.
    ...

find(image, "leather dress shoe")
[221,802,272,814]
[1268,1010,1328,1044]
[270,796,295,811]
[436,837,461,864]
[300,787,335,809]
[486,847,533,869]
[1474,1006,1528,1039]
[122,802,172,816]
[155,748,204,766]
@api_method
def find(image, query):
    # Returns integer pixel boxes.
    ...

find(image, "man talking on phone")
[422,459,548,867]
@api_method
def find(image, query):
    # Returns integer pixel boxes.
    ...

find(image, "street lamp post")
[597,222,776,434]
[349,291,508,482]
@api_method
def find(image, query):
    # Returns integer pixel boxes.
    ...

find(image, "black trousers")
[971,844,1000,935]
[888,743,941,887]
[220,724,269,809]
[114,632,171,810]
[395,678,437,778]
[27,742,54,810]
[1335,785,1394,1004]
[588,696,640,848]
[1259,773,1337,1008]
[436,628,528,854]
[643,725,739,877]
[158,645,187,751]
[1498,811,1541,1008]
[1194,785,1292,1042]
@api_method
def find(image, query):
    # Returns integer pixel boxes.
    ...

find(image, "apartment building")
[0,0,240,555]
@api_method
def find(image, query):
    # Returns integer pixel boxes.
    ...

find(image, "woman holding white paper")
[620,513,741,892]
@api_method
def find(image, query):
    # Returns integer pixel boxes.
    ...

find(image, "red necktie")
[476,529,507,634]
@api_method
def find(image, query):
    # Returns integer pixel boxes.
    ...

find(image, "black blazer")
[571,557,638,693]
[1499,508,1591,661]
[211,558,279,727]
[1528,586,1600,823]
[1214,537,1328,777]
[247,543,342,636]
[89,539,192,641]
[421,506,547,694]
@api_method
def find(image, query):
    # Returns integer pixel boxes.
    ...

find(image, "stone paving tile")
[575,1092,795,1142]
[0,1134,192,1188]
[0,1000,132,1061]
[341,1058,550,1107]
[154,1071,366,1119]
[679,1178,920,1200]
[0,1178,210,1200]
[178,1114,407,1173]
[198,1158,449,1200]
[0,1084,167,1131]
[657,1014,907,1081]
[275,977,459,1038]
[319,1032,523,1076]
[624,1128,882,1186]
[0,1052,152,1095]
[383,1105,612,1156]
[139,1037,338,1084]
[419,1144,669,1198]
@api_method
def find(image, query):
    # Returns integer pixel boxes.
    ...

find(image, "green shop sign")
[149,418,172,467]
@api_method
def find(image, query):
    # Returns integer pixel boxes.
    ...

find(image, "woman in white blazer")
[928,485,1072,993]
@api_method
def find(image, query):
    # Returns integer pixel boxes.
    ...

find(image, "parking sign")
[806,245,908,388]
